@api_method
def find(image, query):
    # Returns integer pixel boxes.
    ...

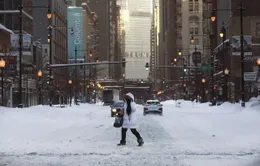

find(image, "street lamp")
[68,80,72,106]
[190,35,198,101]
[37,70,42,105]
[47,8,52,19]
[211,10,216,22]
[202,78,206,103]
[257,58,260,69]
[219,32,224,38]
[178,51,182,56]
[190,36,195,44]
[0,58,5,106]
[174,58,177,62]
[224,68,230,101]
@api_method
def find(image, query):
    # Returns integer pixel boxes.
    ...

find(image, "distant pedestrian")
[117,92,144,146]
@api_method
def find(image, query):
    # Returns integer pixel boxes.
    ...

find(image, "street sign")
[200,65,213,71]
[244,72,257,82]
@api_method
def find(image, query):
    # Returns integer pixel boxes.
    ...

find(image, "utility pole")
[195,45,198,102]
[83,56,86,103]
[240,2,245,107]
[18,1,23,108]
[48,26,53,106]
[210,34,215,103]
[74,46,78,105]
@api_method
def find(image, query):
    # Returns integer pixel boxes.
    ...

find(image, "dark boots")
[117,139,144,146]
[118,128,144,146]
[117,140,126,146]
[137,138,144,146]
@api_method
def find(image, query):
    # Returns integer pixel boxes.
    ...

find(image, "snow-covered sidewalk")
[0,101,260,166]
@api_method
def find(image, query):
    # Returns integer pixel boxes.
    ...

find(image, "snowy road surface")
[1,100,260,166]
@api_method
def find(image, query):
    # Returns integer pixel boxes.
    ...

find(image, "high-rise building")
[122,0,152,80]
[152,0,177,92]
[76,0,117,80]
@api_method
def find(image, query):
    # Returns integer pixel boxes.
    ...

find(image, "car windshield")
[147,101,160,105]
[113,102,124,107]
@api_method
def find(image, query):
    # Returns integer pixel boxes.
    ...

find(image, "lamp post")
[224,68,229,101]
[68,79,72,106]
[74,46,78,105]
[202,78,206,103]
[211,2,245,107]
[190,35,198,101]
[0,58,5,106]
[37,70,42,105]
[47,26,53,106]
[18,3,51,108]
[220,23,226,73]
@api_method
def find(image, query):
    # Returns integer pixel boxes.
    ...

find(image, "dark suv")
[110,101,124,117]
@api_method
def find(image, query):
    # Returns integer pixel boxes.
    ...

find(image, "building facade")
[33,0,68,104]
[122,0,151,80]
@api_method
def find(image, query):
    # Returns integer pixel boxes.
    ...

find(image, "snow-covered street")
[1,100,260,166]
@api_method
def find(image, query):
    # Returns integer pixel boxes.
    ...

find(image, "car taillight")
[157,104,162,106]
[146,104,150,106]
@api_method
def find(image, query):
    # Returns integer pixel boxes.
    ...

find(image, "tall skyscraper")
[120,0,152,80]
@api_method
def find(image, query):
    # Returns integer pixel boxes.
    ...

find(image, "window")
[195,27,199,34]
[189,3,193,11]
[190,27,194,34]
[194,3,199,12]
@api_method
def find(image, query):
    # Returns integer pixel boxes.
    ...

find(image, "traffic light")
[162,78,166,84]
[183,64,187,72]
[122,58,126,68]
[214,59,219,70]
[213,85,217,90]
[95,57,99,62]
[89,50,93,57]
[46,63,50,71]
[47,34,51,43]
[183,83,187,87]
[145,63,149,71]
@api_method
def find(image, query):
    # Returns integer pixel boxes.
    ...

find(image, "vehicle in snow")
[110,100,124,117]
[143,100,163,116]
[102,89,120,106]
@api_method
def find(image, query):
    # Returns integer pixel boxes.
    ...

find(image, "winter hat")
[125,92,134,101]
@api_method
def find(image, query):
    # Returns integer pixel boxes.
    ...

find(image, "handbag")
[113,116,123,128]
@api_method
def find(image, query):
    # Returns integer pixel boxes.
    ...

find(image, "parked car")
[110,101,124,117]
[143,100,163,116]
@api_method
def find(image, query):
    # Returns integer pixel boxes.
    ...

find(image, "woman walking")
[118,92,144,146]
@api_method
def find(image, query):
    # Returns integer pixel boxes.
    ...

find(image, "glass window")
[189,3,193,11]
[189,27,194,34]
[194,3,199,12]
[195,27,199,34]
[147,101,160,105]
[114,102,124,107]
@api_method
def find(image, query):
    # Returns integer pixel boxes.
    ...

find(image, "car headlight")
[112,109,116,112]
